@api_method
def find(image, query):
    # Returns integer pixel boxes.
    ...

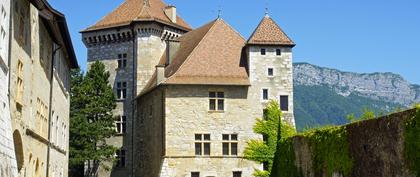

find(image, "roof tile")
[83,0,191,32]
[248,15,294,46]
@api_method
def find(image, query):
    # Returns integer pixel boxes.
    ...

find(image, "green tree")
[69,62,117,176]
[244,101,296,177]
[346,113,356,123]
[359,107,376,120]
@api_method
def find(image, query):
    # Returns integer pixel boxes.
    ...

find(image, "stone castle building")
[7,0,78,177]
[82,0,295,176]
[0,0,18,176]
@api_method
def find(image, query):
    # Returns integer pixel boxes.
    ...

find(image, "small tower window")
[117,53,127,69]
[276,49,282,56]
[280,95,289,111]
[262,89,269,100]
[267,68,274,77]
[261,48,266,55]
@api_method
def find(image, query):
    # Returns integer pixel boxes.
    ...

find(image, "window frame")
[209,91,224,112]
[195,134,211,156]
[276,48,282,56]
[191,172,200,177]
[117,53,128,69]
[262,88,269,101]
[260,48,266,55]
[267,67,274,77]
[280,95,289,111]
[116,81,127,100]
[222,134,238,156]
[233,171,242,177]
[115,115,127,135]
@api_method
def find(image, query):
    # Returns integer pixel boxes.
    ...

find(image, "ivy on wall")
[404,107,420,176]
[271,126,353,177]
[305,127,353,177]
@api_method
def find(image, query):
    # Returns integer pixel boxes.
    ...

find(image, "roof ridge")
[164,19,219,83]
[218,18,246,41]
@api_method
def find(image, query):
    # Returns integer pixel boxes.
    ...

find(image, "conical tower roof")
[248,15,295,46]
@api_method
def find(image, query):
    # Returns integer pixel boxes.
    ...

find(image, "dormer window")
[276,49,281,56]
[260,48,266,55]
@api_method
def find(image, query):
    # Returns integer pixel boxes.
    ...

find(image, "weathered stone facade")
[0,0,18,176]
[136,85,263,177]
[247,45,295,126]
[8,0,76,176]
[82,21,185,177]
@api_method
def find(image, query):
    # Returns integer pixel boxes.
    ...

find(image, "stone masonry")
[8,0,77,176]
[0,0,18,176]
[82,21,185,177]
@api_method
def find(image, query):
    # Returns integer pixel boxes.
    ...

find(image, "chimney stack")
[164,5,177,23]
[156,65,166,84]
[165,40,180,66]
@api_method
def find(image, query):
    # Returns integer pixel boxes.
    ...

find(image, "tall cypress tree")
[69,61,117,176]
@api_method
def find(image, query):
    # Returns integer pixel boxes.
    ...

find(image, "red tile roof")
[248,15,295,46]
[139,19,250,95]
[82,0,191,32]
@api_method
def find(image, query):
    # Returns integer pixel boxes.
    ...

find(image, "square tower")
[247,15,296,126]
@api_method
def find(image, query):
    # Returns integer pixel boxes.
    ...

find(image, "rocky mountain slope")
[293,62,419,130]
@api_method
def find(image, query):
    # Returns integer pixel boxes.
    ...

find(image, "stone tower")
[247,15,296,126]
[81,0,191,176]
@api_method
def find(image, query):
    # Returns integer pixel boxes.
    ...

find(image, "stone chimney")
[164,5,177,23]
[156,65,166,84]
[165,40,180,66]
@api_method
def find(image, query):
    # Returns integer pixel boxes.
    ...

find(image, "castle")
[82,0,295,176]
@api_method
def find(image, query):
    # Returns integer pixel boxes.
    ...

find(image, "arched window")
[13,130,24,172]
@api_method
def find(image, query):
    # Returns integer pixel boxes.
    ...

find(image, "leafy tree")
[346,113,356,123]
[244,101,296,177]
[69,62,117,176]
[359,107,376,120]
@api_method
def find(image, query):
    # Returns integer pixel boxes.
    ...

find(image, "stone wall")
[86,37,135,177]
[0,0,18,176]
[273,109,417,177]
[8,1,73,176]
[136,85,263,177]
[248,46,295,126]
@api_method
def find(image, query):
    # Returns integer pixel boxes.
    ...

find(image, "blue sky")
[49,0,420,84]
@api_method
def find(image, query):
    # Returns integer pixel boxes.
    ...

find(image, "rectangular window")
[276,49,282,56]
[116,82,127,99]
[262,89,269,100]
[222,134,238,156]
[191,172,200,177]
[115,116,126,134]
[280,95,289,111]
[117,53,127,69]
[261,48,266,55]
[116,149,126,167]
[233,171,242,177]
[267,68,274,77]
[209,92,224,111]
[195,134,211,156]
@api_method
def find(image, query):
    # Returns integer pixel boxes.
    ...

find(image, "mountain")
[293,62,420,131]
